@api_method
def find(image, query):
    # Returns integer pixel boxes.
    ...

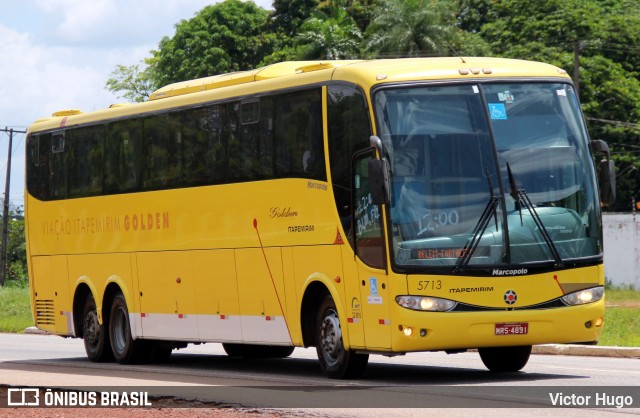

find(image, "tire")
[479,345,532,372]
[222,343,295,358]
[82,294,113,362]
[109,292,147,364]
[315,295,368,379]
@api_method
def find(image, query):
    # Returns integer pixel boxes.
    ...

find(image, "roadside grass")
[599,307,640,347]
[0,283,33,333]
[604,286,640,303]
[599,286,640,347]
[0,285,638,346]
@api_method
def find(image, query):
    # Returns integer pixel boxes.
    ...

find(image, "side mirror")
[590,140,616,206]
[598,158,616,206]
[368,158,390,205]
[368,135,390,205]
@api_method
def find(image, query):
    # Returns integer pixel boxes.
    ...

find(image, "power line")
[0,131,25,178]
[585,116,640,130]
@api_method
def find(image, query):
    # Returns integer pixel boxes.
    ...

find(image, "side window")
[274,89,325,180]
[227,98,274,182]
[105,119,142,194]
[183,105,227,185]
[67,126,104,198]
[26,133,50,200]
[328,84,372,244]
[354,151,386,269]
[143,113,183,190]
[238,97,274,180]
[49,131,68,199]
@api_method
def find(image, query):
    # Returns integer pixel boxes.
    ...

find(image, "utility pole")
[0,127,26,287]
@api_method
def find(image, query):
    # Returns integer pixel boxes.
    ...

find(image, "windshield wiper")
[455,169,500,272]
[507,162,564,267]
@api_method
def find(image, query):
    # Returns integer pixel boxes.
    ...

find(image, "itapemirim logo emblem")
[504,290,517,305]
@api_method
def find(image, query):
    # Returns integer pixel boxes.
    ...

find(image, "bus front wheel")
[109,292,146,364]
[82,294,113,362]
[478,345,532,372]
[315,295,368,379]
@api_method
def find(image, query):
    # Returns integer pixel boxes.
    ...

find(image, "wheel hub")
[84,311,99,344]
[320,311,343,360]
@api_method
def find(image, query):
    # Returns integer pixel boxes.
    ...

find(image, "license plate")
[495,322,528,335]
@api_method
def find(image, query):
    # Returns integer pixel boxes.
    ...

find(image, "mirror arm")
[370,135,384,159]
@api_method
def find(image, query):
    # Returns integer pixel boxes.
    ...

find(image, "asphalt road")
[1,333,639,416]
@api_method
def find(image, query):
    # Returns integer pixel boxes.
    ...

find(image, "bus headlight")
[561,286,604,306]
[396,296,457,312]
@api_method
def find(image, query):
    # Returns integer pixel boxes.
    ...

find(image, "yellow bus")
[25,58,614,379]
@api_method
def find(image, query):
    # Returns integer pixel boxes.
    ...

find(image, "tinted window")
[105,119,142,194]
[228,99,275,181]
[26,87,326,201]
[274,89,325,180]
[327,85,371,243]
[67,126,104,198]
[182,105,227,185]
[143,113,183,190]
[354,150,386,269]
[26,134,50,200]
[49,132,68,199]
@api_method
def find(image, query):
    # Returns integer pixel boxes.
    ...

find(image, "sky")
[0,0,272,206]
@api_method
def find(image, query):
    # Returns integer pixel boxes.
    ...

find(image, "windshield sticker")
[557,89,567,97]
[488,103,507,120]
[472,85,479,93]
[498,91,515,103]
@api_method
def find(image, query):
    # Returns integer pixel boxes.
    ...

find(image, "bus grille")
[34,299,55,326]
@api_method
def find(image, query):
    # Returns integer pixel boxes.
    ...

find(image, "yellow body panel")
[192,249,241,316]
[26,58,601,355]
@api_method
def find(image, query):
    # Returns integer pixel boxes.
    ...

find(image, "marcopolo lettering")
[492,268,528,276]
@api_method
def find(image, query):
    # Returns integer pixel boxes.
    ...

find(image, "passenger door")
[353,151,391,349]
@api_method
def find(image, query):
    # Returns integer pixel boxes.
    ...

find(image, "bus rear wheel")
[478,345,532,372]
[109,292,146,364]
[222,343,295,358]
[315,295,368,379]
[82,294,113,362]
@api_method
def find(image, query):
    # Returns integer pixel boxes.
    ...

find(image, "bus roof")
[148,60,364,100]
[28,57,570,133]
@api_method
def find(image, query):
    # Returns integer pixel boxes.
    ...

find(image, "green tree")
[477,0,598,58]
[105,58,158,103]
[463,0,640,211]
[262,0,379,64]
[1,206,27,285]
[261,0,318,65]
[322,0,381,32]
[269,0,320,36]
[296,3,363,59]
[153,0,272,87]
[366,0,458,57]
[456,0,495,33]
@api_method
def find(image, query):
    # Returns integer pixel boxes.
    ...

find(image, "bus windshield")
[374,82,602,270]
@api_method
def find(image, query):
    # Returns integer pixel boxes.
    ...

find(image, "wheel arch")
[72,275,131,338]
[72,281,94,338]
[300,276,348,348]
